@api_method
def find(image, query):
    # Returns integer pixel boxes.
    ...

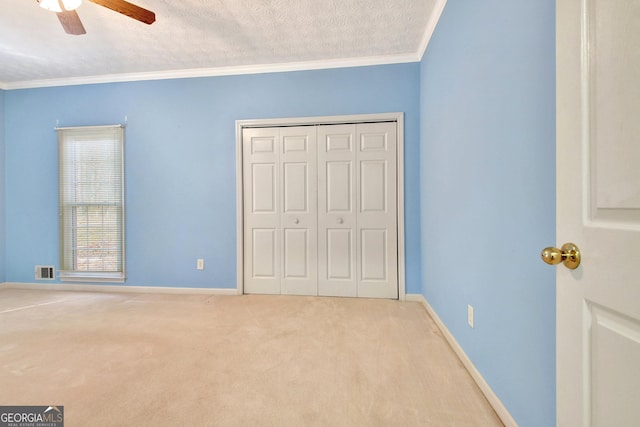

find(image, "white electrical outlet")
[468,304,474,328]
[197,259,204,270]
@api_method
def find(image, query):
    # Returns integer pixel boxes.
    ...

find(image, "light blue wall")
[0,89,5,282]
[4,64,422,290]
[3,5,557,420]
[419,1,555,426]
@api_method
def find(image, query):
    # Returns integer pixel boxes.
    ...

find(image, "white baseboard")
[2,282,241,296]
[406,293,518,427]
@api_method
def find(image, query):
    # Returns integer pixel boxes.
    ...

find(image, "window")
[58,125,125,282]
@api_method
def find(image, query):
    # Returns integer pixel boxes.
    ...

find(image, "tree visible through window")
[58,125,125,282]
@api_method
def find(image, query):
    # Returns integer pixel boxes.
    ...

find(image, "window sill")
[59,272,126,283]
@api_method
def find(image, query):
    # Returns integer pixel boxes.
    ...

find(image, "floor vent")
[35,265,56,280]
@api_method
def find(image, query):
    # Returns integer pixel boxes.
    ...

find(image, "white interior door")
[317,124,358,297]
[556,1,640,425]
[243,128,280,294]
[317,123,398,299]
[280,127,318,295]
[356,122,398,299]
[243,120,399,299]
[243,127,317,295]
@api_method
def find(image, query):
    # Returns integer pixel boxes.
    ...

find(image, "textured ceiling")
[0,0,441,89]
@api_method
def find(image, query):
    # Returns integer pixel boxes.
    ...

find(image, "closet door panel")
[280,127,318,295]
[327,229,353,280]
[356,122,398,299]
[243,128,281,294]
[318,124,357,297]
[244,121,398,299]
[360,228,387,281]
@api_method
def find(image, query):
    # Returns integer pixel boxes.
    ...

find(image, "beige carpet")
[0,289,503,426]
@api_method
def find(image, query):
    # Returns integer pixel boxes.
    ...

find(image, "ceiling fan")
[37,0,156,35]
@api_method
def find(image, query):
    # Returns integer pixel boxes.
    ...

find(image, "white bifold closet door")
[317,123,397,299]
[243,122,397,299]
[243,126,318,296]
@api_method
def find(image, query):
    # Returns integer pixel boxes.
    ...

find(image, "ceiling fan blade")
[88,0,155,25]
[57,10,87,35]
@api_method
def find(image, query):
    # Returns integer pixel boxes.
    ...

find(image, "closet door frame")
[236,113,406,300]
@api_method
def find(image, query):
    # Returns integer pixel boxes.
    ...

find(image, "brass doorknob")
[541,243,581,269]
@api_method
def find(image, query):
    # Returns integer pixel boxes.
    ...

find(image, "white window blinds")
[58,125,125,282]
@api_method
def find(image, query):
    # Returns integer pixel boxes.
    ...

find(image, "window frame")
[57,124,126,283]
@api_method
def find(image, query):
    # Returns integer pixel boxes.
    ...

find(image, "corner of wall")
[416,0,448,60]
[406,293,518,426]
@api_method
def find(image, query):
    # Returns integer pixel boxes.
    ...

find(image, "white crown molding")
[417,0,448,60]
[406,293,518,427]
[2,282,240,295]
[0,53,418,90]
